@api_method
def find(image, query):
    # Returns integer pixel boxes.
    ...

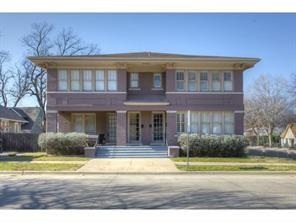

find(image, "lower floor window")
[176,112,186,133]
[72,113,96,134]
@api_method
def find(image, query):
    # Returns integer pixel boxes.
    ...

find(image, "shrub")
[178,134,249,157]
[38,133,88,155]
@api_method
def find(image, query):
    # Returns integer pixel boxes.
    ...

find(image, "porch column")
[46,111,57,133]
[166,111,177,146]
[234,111,244,135]
[116,111,127,146]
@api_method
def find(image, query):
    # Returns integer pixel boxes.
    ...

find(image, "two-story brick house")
[29,52,259,147]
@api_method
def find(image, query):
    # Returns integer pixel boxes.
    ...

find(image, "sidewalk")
[175,161,296,166]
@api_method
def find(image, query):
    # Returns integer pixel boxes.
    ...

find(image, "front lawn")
[0,162,83,171]
[0,152,89,162]
[172,156,296,163]
[176,164,296,171]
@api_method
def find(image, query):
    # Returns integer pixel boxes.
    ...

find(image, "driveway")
[1,174,296,209]
[77,158,178,173]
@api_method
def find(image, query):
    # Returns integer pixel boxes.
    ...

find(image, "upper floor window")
[176,71,185,91]
[153,73,162,88]
[188,71,197,91]
[70,70,80,91]
[95,70,105,91]
[223,72,233,91]
[200,72,208,92]
[130,73,139,88]
[83,70,93,91]
[212,72,221,91]
[58,70,68,91]
[224,112,234,134]
[107,70,117,91]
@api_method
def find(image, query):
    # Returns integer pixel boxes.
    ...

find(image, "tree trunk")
[268,125,273,147]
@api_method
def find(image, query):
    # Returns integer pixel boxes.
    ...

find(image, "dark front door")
[152,112,165,144]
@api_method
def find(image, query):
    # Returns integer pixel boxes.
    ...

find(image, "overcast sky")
[0,13,295,106]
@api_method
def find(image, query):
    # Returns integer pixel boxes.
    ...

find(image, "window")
[72,113,96,134]
[153,73,162,88]
[176,112,186,133]
[130,73,139,88]
[188,71,197,91]
[224,112,234,134]
[176,71,185,91]
[95,70,105,91]
[108,70,117,91]
[201,112,210,134]
[212,72,221,91]
[190,112,199,133]
[84,114,96,134]
[58,70,68,91]
[200,72,208,91]
[212,112,222,134]
[224,72,233,91]
[83,70,93,91]
[72,114,83,132]
[70,70,80,91]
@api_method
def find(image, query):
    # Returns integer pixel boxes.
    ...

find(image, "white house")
[281,124,296,148]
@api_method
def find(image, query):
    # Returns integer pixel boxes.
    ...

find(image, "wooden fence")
[0,133,41,152]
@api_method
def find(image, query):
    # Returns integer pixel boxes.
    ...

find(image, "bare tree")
[249,75,288,147]
[288,73,296,110]
[0,51,11,107]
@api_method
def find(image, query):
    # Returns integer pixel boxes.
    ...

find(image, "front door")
[128,112,141,143]
[152,112,165,143]
[106,112,116,144]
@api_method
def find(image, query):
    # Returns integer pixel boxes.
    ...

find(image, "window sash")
[212,112,222,134]
[83,70,93,91]
[84,114,96,134]
[176,112,186,133]
[224,72,233,91]
[58,70,68,91]
[153,73,162,88]
[108,70,117,91]
[212,72,221,91]
[70,70,80,91]
[201,112,210,134]
[130,73,139,88]
[95,70,105,91]
[224,112,234,134]
[188,72,197,91]
[200,72,208,92]
[190,112,199,133]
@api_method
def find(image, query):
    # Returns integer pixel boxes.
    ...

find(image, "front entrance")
[128,112,141,144]
[152,112,165,144]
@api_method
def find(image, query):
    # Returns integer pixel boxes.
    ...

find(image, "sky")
[0,13,295,106]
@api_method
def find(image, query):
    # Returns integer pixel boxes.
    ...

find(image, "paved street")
[1,174,296,209]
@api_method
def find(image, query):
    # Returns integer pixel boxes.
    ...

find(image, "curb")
[1,171,296,176]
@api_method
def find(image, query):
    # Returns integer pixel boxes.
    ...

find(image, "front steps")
[96,145,168,158]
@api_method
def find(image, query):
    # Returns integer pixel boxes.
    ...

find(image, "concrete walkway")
[77,158,179,173]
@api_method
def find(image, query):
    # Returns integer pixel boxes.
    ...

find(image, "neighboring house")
[0,105,27,133]
[11,107,44,133]
[29,52,259,146]
[281,124,296,147]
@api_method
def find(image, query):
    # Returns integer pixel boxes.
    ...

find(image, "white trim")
[128,88,141,90]
[151,88,164,90]
[234,110,244,113]
[47,91,127,94]
[166,91,243,94]
[116,110,127,113]
[0,117,27,123]
[166,110,177,113]
[46,110,58,113]
[124,102,170,106]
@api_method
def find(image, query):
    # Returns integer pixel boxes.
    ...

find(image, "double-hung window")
[130,73,139,88]
[200,72,208,91]
[212,112,222,134]
[70,70,80,91]
[212,72,221,91]
[201,112,210,134]
[223,72,233,91]
[72,113,96,135]
[188,71,197,91]
[153,73,162,88]
[224,112,234,134]
[190,112,199,133]
[176,112,186,133]
[58,70,68,91]
[176,71,185,91]
[95,70,105,91]
[83,70,93,91]
[107,70,117,91]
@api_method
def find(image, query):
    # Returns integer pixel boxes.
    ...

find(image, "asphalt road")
[1,174,296,209]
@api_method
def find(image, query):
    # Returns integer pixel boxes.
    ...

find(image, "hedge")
[178,134,249,157]
[38,133,88,155]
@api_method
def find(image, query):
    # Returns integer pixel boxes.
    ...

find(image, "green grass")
[0,152,89,162]
[176,164,296,171]
[172,156,296,163]
[0,162,83,171]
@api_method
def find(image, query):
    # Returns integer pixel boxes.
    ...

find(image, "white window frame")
[153,73,162,89]
[188,71,198,92]
[71,113,96,135]
[130,72,139,88]
[176,112,186,133]
[201,112,211,134]
[212,112,223,134]
[211,72,221,91]
[107,70,117,91]
[190,111,199,133]
[176,71,185,91]
[200,71,209,92]
[223,71,233,91]
[83,70,93,91]
[224,112,235,134]
[70,70,80,91]
[95,70,105,91]
[58,70,68,91]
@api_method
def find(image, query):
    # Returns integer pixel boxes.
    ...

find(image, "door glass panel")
[107,113,116,144]
[153,113,164,142]
[129,113,140,142]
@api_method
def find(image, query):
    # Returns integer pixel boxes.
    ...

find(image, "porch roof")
[124,95,170,106]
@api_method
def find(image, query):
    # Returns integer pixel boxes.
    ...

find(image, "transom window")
[153,73,162,88]
[58,70,68,91]
[130,73,139,88]
[176,71,185,91]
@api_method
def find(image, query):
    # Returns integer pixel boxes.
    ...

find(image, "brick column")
[116,111,127,146]
[234,111,244,135]
[165,68,176,92]
[46,111,57,133]
[166,111,177,146]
